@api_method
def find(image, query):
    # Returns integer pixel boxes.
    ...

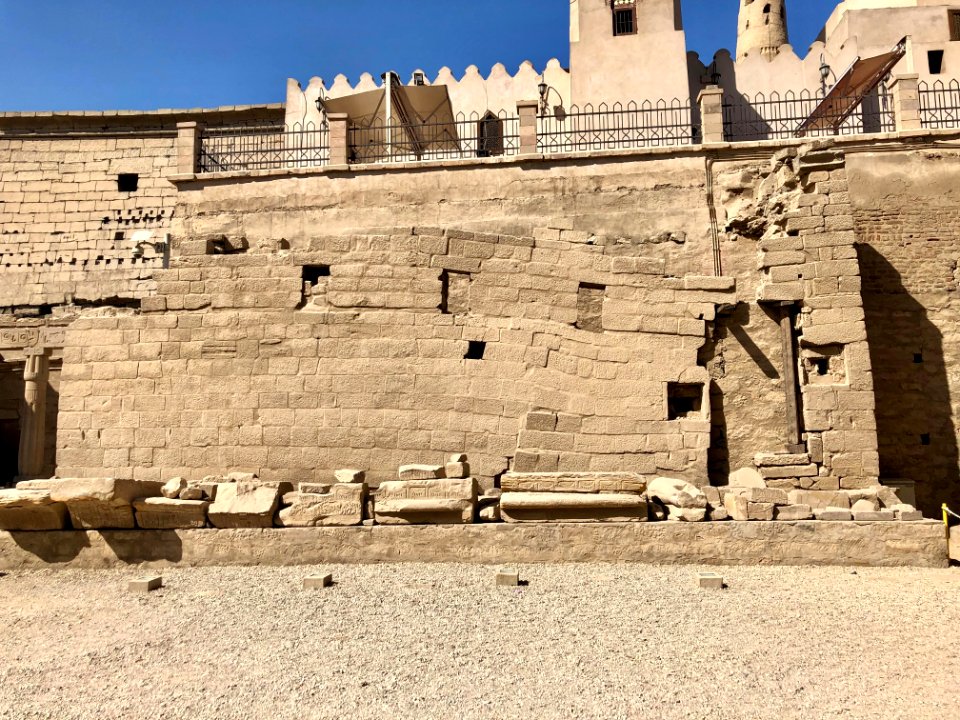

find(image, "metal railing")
[723,88,895,142]
[348,111,519,164]
[199,122,329,173]
[537,100,699,153]
[919,80,960,129]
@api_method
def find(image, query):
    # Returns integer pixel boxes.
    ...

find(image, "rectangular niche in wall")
[668,383,704,420]
[576,283,605,332]
[801,345,847,385]
[441,270,471,315]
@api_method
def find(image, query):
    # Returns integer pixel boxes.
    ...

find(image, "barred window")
[950,10,960,42]
[612,1,636,36]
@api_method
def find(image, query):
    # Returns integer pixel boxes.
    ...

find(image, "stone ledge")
[0,521,946,570]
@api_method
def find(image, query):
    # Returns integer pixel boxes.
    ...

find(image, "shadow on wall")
[857,244,959,517]
[9,530,184,565]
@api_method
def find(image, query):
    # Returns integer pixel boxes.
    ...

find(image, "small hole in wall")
[813,358,830,376]
[117,173,139,192]
[465,340,487,360]
[914,353,924,364]
[921,434,931,446]
[302,265,330,284]
[668,383,703,420]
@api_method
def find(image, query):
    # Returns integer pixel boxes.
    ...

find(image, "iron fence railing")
[723,88,895,142]
[348,111,519,164]
[537,100,699,153]
[919,80,960,129]
[199,122,329,173]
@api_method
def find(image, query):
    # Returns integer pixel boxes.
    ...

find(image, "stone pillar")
[176,121,201,174]
[517,100,539,155]
[18,349,49,479]
[698,87,725,144]
[889,74,922,132]
[327,113,350,166]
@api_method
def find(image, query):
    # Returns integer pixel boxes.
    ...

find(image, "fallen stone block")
[698,572,724,590]
[299,483,332,495]
[760,464,818,479]
[496,569,520,587]
[225,472,258,483]
[748,502,776,521]
[815,507,853,521]
[500,492,647,523]
[754,453,811,467]
[334,469,365,483]
[179,486,204,501]
[0,489,68,531]
[724,493,749,521]
[766,478,802,490]
[303,574,333,589]
[208,483,280,528]
[851,498,880,514]
[853,510,896,522]
[889,504,922,521]
[774,504,814,521]
[648,477,707,509]
[161,477,187,499]
[129,576,162,593]
[445,462,469,479]
[276,483,367,527]
[375,478,477,525]
[727,467,766,488]
[501,472,646,495]
[788,490,851,511]
[738,488,790,506]
[398,464,445,481]
[133,497,209,529]
[49,478,164,529]
[479,504,501,522]
[667,506,707,522]
[877,486,904,509]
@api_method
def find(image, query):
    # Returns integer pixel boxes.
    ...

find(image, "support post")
[889,74,922,132]
[327,113,350,166]
[779,303,803,450]
[18,349,50,479]
[176,121,201,174]
[517,100,539,155]
[698,86,725,144]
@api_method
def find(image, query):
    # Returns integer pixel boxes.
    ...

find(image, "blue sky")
[0,0,840,111]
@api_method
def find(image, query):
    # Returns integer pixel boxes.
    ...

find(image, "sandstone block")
[748,502,776,521]
[724,493,750,521]
[667,506,707,522]
[479,504,501,522]
[334,469,365,483]
[760,464,818,479]
[892,505,923,521]
[375,478,477,525]
[851,498,880,514]
[496,570,520,587]
[815,507,853,521]
[877,486,904,509]
[161,477,187,499]
[754,453,811,467]
[739,488,790,506]
[648,477,707,509]
[208,483,280,528]
[788,490,850,511]
[179,486,204,501]
[774,504,814,521]
[500,492,647,523]
[0,489,68,531]
[445,462,469,479]
[303,574,333,589]
[698,572,723,590]
[299,483,332,495]
[501,472,646,495]
[133,497,209,529]
[398,464,445,481]
[728,467,766,488]
[277,483,367,527]
[853,510,896,522]
[49,478,164,530]
[129,576,162,593]
[951,526,960,563]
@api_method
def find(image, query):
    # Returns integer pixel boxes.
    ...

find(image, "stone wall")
[848,148,960,515]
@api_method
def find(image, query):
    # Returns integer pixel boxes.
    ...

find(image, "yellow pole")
[944,504,950,539]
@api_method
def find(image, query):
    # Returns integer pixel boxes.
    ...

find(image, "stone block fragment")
[748,502,776,521]
[501,472,646,495]
[851,498,879,514]
[739,488,790,506]
[647,477,707,509]
[208,483,280,528]
[853,510,896,522]
[375,478,477,525]
[129,576,162,593]
[774,504,814,521]
[500,492,647,523]
[698,572,724,590]
[179,486,204,501]
[788,490,850,510]
[397,464,445,481]
[299,483,332,495]
[0,489,68,531]
[133,497,209,529]
[303,574,333,589]
[479,504,501,522]
[276,483,367,527]
[754,453,811,467]
[728,467,766,488]
[760,464,818,479]
[334,469,365,483]
[49,478,164,529]
[667,506,707,522]
[892,505,923,521]
[877,486,904,509]
[161,477,187,499]
[445,462,469,479]
[496,569,520,587]
[815,507,853,521]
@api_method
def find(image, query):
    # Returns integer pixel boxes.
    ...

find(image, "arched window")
[477,112,504,157]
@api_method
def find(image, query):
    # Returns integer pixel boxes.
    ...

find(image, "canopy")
[796,37,907,137]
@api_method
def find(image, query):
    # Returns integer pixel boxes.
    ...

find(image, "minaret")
[736,0,789,62]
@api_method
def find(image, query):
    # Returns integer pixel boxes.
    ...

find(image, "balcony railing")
[919,80,960,129]
[347,111,520,164]
[723,88,895,142]
[538,100,699,153]
[199,122,329,173]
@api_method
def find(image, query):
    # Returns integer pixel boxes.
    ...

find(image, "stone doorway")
[0,362,24,487]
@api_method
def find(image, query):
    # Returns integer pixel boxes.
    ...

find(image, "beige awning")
[796,38,906,136]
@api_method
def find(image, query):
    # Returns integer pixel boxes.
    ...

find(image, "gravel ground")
[0,563,958,720]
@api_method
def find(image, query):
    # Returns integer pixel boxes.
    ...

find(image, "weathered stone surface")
[397,465,445,481]
[851,498,880,514]
[699,572,724,589]
[667,506,707,522]
[877,486,905,509]
[789,490,851,511]
[500,472,646,495]
[647,477,707,509]
[445,462,469,479]
[760,464,818,479]
[0,490,68,531]
[334,469,365,484]
[500,492,647,523]
[755,453,811,467]
[129,576,162,593]
[208,483,280,528]
[775,504,814,521]
[133,498,209,529]
[47,479,164,530]
[728,468,766,488]
[748,502,776,521]
[303,574,333,589]
[951,526,960,563]
[161,477,187,499]
[179,486,204,501]
[738,488,790,506]
[276,484,367,527]
[815,508,853,521]
[892,505,923,521]
[375,478,477,525]
[0,523,946,569]
[853,510,896,522]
